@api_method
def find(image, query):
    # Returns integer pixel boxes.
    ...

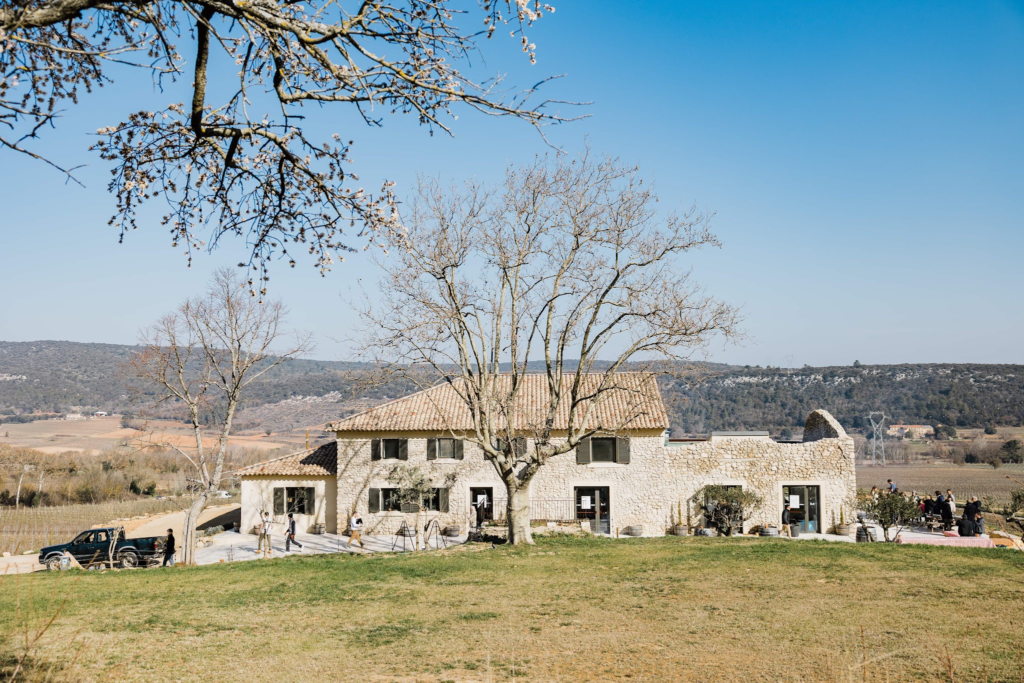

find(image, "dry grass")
[858,464,1024,506]
[2,536,1023,682]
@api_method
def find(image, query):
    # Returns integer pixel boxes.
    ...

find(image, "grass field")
[857,464,1024,506]
[3,536,1024,682]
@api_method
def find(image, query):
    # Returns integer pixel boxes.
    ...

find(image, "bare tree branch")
[1,0,585,285]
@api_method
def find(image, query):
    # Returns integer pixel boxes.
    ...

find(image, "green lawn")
[3,536,1024,682]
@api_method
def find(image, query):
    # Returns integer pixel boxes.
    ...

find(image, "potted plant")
[670,500,687,535]
[835,508,851,536]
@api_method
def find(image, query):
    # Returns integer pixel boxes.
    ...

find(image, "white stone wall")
[240,476,336,535]
[335,429,857,537]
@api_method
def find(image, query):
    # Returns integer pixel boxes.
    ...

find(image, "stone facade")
[334,410,857,537]
[240,475,337,535]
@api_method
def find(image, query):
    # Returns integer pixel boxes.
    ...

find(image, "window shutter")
[616,436,631,464]
[454,440,464,460]
[305,487,315,515]
[273,488,285,515]
[368,488,380,513]
[439,488,449,513]
[426,439,437,461]
[513,436,527,457]
[577,437,592,464]
[399,439,409,460]
[371,439,381,461]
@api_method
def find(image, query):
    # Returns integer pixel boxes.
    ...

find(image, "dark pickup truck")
[38,527,166,570]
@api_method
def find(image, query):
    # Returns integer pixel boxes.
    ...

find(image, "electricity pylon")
[867,412,887,466]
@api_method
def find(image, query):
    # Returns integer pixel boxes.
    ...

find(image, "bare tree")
[1,0,580,286]
[129,268,311,564]
[356,150,739,544]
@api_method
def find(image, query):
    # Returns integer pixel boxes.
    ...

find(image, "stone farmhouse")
[239,374,857,537]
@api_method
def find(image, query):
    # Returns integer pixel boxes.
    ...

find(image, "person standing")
[349,513,365,550]
[285,513,303,552]
[781,504,792,538]
[887,479,896,494]
[162,528,176,567]
[258,511,273,557]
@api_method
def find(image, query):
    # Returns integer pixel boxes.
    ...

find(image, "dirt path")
[128,504,240,540]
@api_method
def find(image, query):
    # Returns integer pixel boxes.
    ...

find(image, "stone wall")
[335,417,856,537]
[240,476,336,534]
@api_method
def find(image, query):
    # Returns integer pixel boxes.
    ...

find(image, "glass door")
[782,485,821,533]
[575,487,610,534]
[469,487,493,526]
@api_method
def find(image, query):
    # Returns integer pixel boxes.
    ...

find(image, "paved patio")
[193,530,469,565]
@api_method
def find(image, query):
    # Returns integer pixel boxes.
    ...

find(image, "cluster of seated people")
[872,483,986,536]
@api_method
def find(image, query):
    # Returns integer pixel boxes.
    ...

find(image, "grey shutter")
[426,439,437,461]
[454,439,464,460]
[513,436,527,457]
[370,438,381,461]
[305,487,315,514]
[273,488,285,514]
[577,437,592,464]
[368,487,380,513]
[439,488,449,513]
[399,439,409,460]
[616,436,631,464]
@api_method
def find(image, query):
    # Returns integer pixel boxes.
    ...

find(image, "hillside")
[660,363,1024,433]
[2,341,1023,434]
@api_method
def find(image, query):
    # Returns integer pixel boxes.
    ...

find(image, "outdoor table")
[896,535,996,548]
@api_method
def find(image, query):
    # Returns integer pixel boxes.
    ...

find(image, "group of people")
[871,479,986,536]
[254,511,366,557]
[256,511,308,556]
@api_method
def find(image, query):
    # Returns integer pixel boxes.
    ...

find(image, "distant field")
[0,415,305,455]
[3,536,1024,682]
[857,464,1024,505]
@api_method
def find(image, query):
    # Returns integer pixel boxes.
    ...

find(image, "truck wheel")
[45,556,62,571]
[118,551,139,569]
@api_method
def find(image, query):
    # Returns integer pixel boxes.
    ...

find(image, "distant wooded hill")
[1,341,1022,433]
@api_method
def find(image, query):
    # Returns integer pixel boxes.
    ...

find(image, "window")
[369,487,449,513]
[381,488,402,512]
[427,438,464,460]
[591,438,616,462]
[576,436,631,465]
[273,487,315,515]
[371,438,408,461]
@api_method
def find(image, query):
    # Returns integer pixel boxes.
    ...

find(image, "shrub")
[695,485,764,536]
[984,425,998,435]
[860,491,921,542]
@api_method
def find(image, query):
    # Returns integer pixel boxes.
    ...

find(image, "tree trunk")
[506,482,533,545]
[181,492,210,565]
[15,470,24,511]
[416,508,425,551]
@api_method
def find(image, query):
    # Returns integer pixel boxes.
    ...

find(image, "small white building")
[239,374,857,537]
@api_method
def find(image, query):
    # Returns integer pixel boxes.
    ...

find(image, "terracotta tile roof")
[328,373,668,433]
[237,441,337,476]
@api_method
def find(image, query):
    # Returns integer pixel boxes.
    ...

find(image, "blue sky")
[2,0,1022,366]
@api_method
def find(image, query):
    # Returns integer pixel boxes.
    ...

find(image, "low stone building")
[239,374,857,537]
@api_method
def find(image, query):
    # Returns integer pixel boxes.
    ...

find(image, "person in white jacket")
[349,514,364,549]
